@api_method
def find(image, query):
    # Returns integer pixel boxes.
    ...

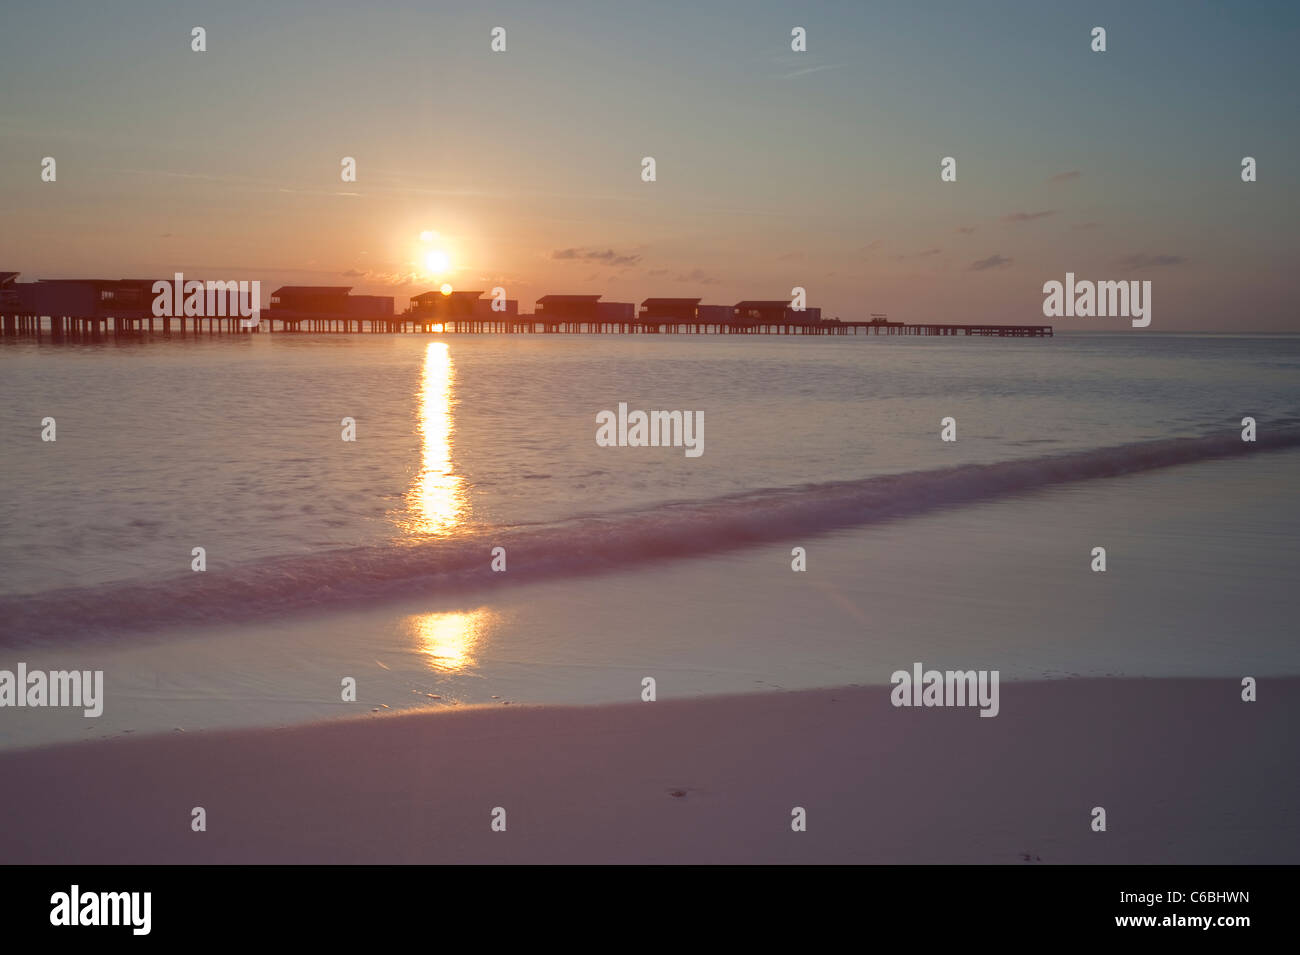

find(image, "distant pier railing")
[0,313,1054,339]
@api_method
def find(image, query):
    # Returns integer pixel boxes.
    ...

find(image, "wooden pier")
[0,277,1051,340]
[0,313,1053,339]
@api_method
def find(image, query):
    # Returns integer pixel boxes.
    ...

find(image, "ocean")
[1,331,1297,748]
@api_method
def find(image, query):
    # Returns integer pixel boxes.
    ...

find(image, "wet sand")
[0,676,1294,864]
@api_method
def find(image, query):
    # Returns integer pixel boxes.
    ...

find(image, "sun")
[440,283,453,296]
[424,250,450,275]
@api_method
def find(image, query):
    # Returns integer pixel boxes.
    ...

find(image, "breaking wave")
[2,428,1296,645]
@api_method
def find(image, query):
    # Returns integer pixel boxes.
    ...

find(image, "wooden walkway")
[0,314,1053,338]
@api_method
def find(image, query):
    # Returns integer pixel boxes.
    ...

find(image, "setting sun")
[424,250,450,275]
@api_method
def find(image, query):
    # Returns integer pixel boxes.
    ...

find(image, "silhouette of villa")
[264,286,393,331]
[0,272,1052,337]
[733,300,822,326]
[640,298,701,323]
[410,289,483,320]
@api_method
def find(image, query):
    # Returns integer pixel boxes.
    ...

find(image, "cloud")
[647,268,668,277]
[1001,210,1056,223]
[894,248,942,260]
[1048,170,1082,183]
[781,63,848,79]
[474,273,519,287]
[1071,222,1101,231]
[339,268,422,287]
[969,253,1013,271]
[551,247,641,267]
[776,251,805,261]
[674,268,719,285]
[955,226,976,234]
[1118,253,1186,270]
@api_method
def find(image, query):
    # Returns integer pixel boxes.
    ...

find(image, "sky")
[2,0,1298,330]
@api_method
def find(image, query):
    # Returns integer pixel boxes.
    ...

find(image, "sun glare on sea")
[398,341,465,536]
[406,608,493,673]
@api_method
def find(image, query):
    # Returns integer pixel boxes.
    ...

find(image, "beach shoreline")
[4,445,1298,753]
[2,676,1294,864]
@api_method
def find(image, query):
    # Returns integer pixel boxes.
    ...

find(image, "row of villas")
[0,274,824,335]
[275,288,822,329]
[1,274,280,334]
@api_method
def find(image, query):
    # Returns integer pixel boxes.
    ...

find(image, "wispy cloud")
[551,247,642,267]
[1047,170,1082,184]
[1071,222,1101,231]
[1001,210,1056,223]
[895,248,942,260]
[674,268,719,284]
[969,253,1013,271]
[781,63,848,79]
[955,226,976,234]
[120,169,373,200]
[176,264,352,277]
[1118,253,1186,270]
[340,268,422,287]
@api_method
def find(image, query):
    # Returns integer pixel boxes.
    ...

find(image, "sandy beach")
[1,676,1294,864]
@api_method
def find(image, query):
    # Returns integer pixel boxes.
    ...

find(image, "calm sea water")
[0,332,1297,745]
[3,332,1297,597]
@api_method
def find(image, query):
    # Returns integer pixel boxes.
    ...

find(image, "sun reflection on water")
[401,341,465,536]
[406,609,493,672]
